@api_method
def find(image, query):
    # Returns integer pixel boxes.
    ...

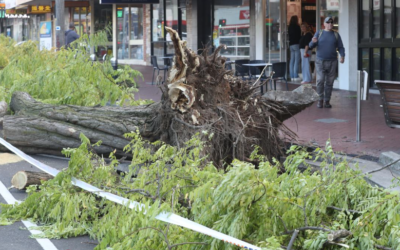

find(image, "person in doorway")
[299,22,313,84]
[65,23,80,49]
[309,16,345,108]
[288,15,301,81]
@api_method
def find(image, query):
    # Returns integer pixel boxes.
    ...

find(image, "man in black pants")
[309,17,345,108]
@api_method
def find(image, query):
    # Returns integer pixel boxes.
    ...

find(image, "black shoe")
[324,101,332,108]
[317,100,323,108]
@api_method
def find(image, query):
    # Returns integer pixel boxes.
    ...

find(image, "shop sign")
[6,9,27,14]
[5,14,30,18]
[100,0,158,4]
[28,5,52,14]
[40,21,52,50]
[326,0,339,10]
[373,0,380,10]
[239,10,250,20]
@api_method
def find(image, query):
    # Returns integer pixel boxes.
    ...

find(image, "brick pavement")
[130,65,400,158]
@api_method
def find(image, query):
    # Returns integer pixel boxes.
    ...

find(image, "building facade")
[1,0,398,92]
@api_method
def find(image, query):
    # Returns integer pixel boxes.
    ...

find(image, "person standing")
[299,23,313,84]
[65,23,80,49]
[288,16,301,81]
[309,16,345,108]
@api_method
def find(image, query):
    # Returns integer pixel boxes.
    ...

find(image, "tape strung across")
[0,137,261,250]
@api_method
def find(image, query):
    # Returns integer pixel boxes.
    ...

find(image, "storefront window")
[361,48,369,73]
[214,1,250,60]
[73,7,89,35]
[94,2,113,58]
[117,6,144,60]
[362,0,370,38]
[396,0,400,37]
[266,0,280,63]
[373,0,380,38]
[166,0,178,54]
[152,3,164,58]
[383,48,392,80]
[319,0,339,31]
[384,0,391,38]
[395,49,400,80]
[373,48,381,84]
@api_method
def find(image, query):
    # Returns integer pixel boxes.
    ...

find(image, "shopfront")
[359,0,400,88]
[151,0,186,63]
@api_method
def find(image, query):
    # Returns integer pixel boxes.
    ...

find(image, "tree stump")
[11,171,54,190]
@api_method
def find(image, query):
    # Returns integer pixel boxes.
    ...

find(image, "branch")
[327,206,361,214]
[365,158,400,175]
[327,229,352,241]
[173,117,222,129]
[252,181,267,204]
[170,242,209,249]
[287,230,299,250]
[282,226,332,235]
[375,244,392,250]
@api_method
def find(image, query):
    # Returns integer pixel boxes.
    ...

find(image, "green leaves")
[0,33,147,107]
[1,135,400,249]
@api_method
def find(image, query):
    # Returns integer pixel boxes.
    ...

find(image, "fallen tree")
[0,27,318,167]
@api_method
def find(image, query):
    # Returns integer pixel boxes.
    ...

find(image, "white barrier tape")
[0,181,59,250]
[0,138,261,250]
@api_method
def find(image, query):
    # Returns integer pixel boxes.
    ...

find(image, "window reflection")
[384,0,392,38]
[117,6,144,60]
[362,0,369,38]
[214,1,250,60]
[373,0,380,38]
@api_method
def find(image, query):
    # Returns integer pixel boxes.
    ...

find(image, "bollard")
[356,70,369,142]
[110,57,118,71]
[90,54,96,62]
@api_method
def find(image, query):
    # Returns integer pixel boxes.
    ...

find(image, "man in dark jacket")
[65,23,80,48]
[309,16,345,108]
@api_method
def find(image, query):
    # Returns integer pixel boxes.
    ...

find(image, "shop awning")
[100,0,158,4]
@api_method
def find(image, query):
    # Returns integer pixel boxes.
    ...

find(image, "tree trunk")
[11,171,54,190]
[0,27,319,168]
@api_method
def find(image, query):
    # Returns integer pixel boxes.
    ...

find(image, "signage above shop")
[6,9,27,15]
[51,1,90,7]
[28,5,51,14]
[100,0,158,4]
[239,10,250,20]
[6,14,30,18]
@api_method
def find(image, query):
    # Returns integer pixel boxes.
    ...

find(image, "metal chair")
[270,62,288,90]
[151,56,169,85]
[225,58,232,70]
[234,59,250,80]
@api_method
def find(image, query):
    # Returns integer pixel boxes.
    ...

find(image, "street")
[0,153,97,250]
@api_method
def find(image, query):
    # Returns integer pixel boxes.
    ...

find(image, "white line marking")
[0,181,58,250]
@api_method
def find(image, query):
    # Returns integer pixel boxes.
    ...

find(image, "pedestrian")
[299,22,313,84]
[309,16,345,108]
[288,15,301,81]
[65,23,80,49]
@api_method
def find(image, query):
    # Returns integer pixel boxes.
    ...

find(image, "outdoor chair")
[164,53,174,69]
[225,58,232,70]
[234,59,250,80]
[270,62,288,90]
[151,56,169,85]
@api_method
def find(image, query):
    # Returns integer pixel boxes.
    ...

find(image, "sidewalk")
[131,65,400,159]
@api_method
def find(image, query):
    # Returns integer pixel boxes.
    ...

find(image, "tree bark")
[11,171,54,190]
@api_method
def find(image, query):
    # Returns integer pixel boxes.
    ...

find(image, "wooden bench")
[376,80,400,129]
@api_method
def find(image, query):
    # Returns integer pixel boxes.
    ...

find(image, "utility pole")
[55,0,65,49]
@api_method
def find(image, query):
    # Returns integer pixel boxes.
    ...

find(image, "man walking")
[65,23,80,48]
[309,17,345,108]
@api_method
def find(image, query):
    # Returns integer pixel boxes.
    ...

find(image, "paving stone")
[379,151,400,175]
